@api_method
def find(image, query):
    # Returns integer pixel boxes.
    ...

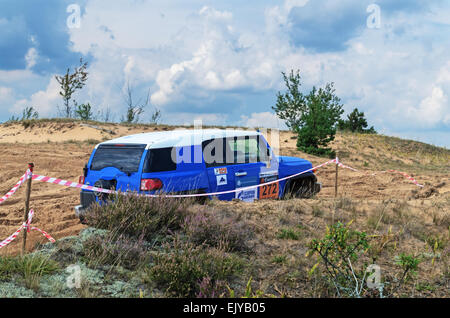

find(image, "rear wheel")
[283,176,318,199]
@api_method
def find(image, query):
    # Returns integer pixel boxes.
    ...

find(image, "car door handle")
[235,171,247,177]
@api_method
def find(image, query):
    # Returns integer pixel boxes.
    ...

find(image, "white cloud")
[25,47,38,69]
[241,112,286,129]
[13,77,60,116]
[4,0,447,146]
[0,87,13,103]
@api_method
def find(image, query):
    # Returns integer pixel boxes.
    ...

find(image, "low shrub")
[197,276,227,298]
[150,238,243,297]
[182,210,252,252]
[82,233,149,270]
[85,194,193,242]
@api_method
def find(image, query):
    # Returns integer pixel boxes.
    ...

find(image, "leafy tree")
[338,108,376,134]
[272,70,306,130]
[75,103,93,121]
[55,58,88,118]
[273,70,344,157]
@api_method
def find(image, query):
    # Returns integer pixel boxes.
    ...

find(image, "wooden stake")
[334,158,339,198]
[22,163,34,255]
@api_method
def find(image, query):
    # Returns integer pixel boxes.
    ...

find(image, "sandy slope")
[0,121,449,256]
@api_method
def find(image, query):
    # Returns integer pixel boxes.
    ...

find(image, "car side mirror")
[266,148,272,168]
[83,163,88,177]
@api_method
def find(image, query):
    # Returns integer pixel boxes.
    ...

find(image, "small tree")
[55,58,88,118]
[21,106,39,120]
[150,107,162,124]
[338,108,376,134]
[273,70,344,157]
[122,82,148,124]
[75,103,93,121]
[272,70,306,130]
[308,222,370,297]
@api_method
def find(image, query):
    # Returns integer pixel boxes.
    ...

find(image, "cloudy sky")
[0,0,449,148]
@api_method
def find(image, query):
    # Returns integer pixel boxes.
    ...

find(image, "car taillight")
[140,178,163,191]
[79,176,85,184]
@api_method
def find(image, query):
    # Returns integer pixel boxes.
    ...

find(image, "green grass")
[277,228,301,240]
[0,254,59,290]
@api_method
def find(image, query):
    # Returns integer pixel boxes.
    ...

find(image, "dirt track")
[1,122,449,256]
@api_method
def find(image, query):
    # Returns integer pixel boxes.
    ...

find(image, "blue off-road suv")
[75,129,321,220]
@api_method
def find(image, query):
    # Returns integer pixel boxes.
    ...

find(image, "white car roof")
[97,128,262,149]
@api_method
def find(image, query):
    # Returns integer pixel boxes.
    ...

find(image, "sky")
[0,0,449,148]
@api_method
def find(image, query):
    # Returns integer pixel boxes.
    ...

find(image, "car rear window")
[90,144,146,172]
[143,147,177,172]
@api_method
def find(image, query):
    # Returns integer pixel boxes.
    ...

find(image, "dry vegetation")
[0,120,449,297]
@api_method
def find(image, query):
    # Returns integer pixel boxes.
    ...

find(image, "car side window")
[202,135,269,167]
[143,147,177,172]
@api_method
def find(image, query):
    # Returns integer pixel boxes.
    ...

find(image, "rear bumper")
[75,190,96,218]
[314,182,322,194]
[75,205,85,217]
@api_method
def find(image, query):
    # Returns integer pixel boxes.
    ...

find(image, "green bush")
[308,222,369,297]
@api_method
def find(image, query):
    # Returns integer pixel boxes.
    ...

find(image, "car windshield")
[90,144,146,172]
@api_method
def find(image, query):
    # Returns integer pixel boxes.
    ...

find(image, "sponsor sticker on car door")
[259,172,279,199]
[216,174,227,186]
[235,188,257,202]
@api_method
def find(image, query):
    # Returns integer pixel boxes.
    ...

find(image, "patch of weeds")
[271,255,287,264]
[415,282,436,292]
[85,139,101,145]
[82,233,150,270]
[394,253,421,282]
[277,228,301,240]
[149,238,243,297]
[334,197,354,210]
[85,194,193,242]
[182,210,252,253]
[0,254,59,291]
[197,276,228,298]
[312,205,324,217]
[227,277,268,298]
[426,235,447,252]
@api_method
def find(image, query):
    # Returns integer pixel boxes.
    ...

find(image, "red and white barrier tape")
[333,158,424,188]
[31,158,338,198]
[31,174,115,195]
[370,170,424,188]
[0,170,31,205]
[0,157,424,206]
[0,209,55,249]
